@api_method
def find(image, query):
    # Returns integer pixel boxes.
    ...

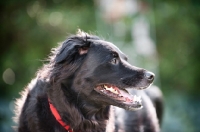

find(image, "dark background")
[1,0,200,132]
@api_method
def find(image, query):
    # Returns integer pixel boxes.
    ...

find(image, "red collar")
[48,99,73,132]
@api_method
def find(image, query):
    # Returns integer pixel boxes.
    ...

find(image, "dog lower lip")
[95,84,142,108]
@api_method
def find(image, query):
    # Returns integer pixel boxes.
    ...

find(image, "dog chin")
[94,84,144,111]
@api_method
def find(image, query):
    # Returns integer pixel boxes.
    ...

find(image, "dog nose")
[144,71,155,83]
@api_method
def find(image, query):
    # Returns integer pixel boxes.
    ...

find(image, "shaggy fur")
[14,30,162,132]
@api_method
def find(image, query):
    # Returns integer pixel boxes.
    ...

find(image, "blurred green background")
[1,0,200,132]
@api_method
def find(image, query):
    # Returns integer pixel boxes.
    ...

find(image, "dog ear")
[55,39,90,64]
[78,46,89,55]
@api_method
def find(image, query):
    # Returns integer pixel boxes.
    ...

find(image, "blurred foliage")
[152,0,200,131]
[153,0,200,96]
[1,0,200,132]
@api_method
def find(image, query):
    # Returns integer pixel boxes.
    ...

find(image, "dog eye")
[110,52,119,64]
[111,58,118,64]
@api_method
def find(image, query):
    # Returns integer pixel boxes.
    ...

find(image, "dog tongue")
[96,84,141,103]
[108,85,134,102]
[118,89,134,102]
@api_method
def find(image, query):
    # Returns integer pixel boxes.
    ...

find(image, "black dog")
[14,30,162,132]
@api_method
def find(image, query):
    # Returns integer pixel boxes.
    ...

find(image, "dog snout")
[144,71,155,83]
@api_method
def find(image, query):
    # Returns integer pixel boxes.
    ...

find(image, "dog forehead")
[93,40,125,55]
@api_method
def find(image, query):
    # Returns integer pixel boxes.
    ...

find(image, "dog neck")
[48,85,111,131]
[48,99,73,132]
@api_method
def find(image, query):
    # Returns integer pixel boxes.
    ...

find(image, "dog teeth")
[133,95,142,103]
[134,95,137,100]
[103,85,119,94]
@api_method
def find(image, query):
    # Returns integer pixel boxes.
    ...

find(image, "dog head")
[50,30,154,111]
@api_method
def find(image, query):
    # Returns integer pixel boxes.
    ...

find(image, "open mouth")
[95,84,144,110]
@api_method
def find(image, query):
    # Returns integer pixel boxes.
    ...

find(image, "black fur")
[14,30,162,132]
